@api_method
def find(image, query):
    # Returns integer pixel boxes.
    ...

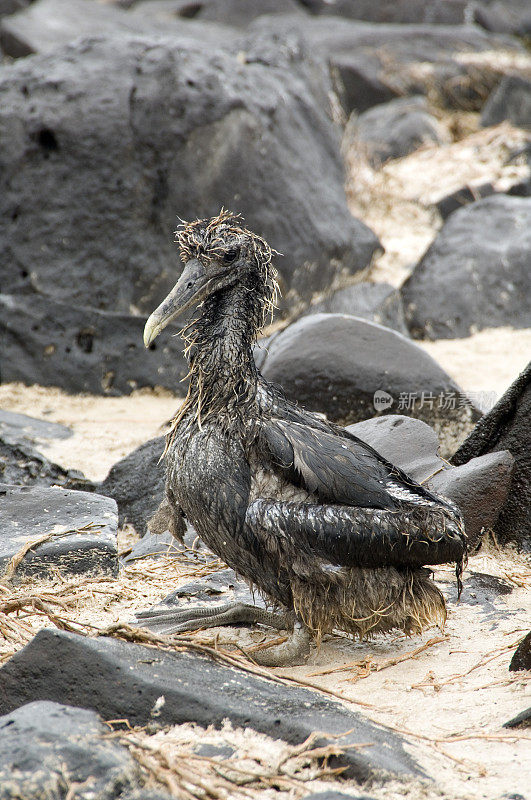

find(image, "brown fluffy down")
[291,567,447,643]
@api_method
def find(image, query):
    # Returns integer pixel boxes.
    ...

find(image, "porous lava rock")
[0,486,118,579]
[0,293,188,394]
[0,32,377,323]
[402,196,531,339]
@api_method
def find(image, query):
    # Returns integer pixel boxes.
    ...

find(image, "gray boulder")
[0,33,377,328]
[250,15,526,113]
[428,451,515,548]
[481,74,531,130]
[473,0,531,36]
[434,182,496,220]
[0,409,71,448]
[0,486,118,579]
[402,196,531,339]
[301,0,469,25]
[347,96,449,166]
[0,628,422,782]
[346,415,444,484]
[0,0,28,18]
[347,416,515,547]
[0,0,235,57]
[301,282,409,335]
[509,632,531,672]
[189,0,304,27]
[0,701,148,800]
[98,435,165,534]
[452,362,531,549]
[260,313,479,456]
[0,293,188,394]
[0,432,86,490]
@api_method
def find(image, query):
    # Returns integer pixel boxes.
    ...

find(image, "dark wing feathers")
[254,383,467,574]
[258,380,451,511]
[247,498,467,570]
[266,419,400,510]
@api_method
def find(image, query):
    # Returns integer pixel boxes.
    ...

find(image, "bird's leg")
[134,602,311,666]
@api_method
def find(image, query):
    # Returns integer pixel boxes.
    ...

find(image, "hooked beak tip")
[143,315,159,349]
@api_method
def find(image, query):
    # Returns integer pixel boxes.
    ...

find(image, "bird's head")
[144,210,278,348]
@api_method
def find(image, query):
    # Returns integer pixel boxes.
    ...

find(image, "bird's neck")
[184,283,263,423]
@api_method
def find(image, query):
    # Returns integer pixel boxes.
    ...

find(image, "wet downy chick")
[139,210,467,666]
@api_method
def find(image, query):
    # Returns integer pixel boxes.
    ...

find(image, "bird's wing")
[259,417,443,511]
[246,497,467,571]
[257,380,450,510]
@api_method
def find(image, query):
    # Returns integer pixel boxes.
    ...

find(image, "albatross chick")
[138,211,467,665]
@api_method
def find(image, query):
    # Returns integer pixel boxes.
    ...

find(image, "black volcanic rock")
[250,15,526,113]
[347,416,515,546]
[481,74,531,130]
[473,0,531,36]
[0,628,421,782]
[0,432,86,490]
[509,632,531,672]
[0,701,148,800]
[452,362,531,549]
[0,409,71,448]
[428,451,515,549]
[0,0,235,57]
[346,415,444,484]
[301,282,409,335]
[302,0,468,25]
[402,196,531,339]
[260,313,479,456]
[192,0,304,27]
[98,435,165,534]
[0,294,188,394]
[503,707,531,729]
[0,32,377,329]
[434,182,496,220]
[348,96,449,165]
[0,0,28,18]
[0,486,118,579]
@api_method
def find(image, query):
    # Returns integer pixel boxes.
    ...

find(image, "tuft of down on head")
[177,209,279,303]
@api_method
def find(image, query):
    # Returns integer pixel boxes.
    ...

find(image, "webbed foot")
[134,602,311,666]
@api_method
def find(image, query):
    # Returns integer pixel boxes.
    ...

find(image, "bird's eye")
[223,247,239,264]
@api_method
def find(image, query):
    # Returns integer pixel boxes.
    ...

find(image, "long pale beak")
[143,258,207,348]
